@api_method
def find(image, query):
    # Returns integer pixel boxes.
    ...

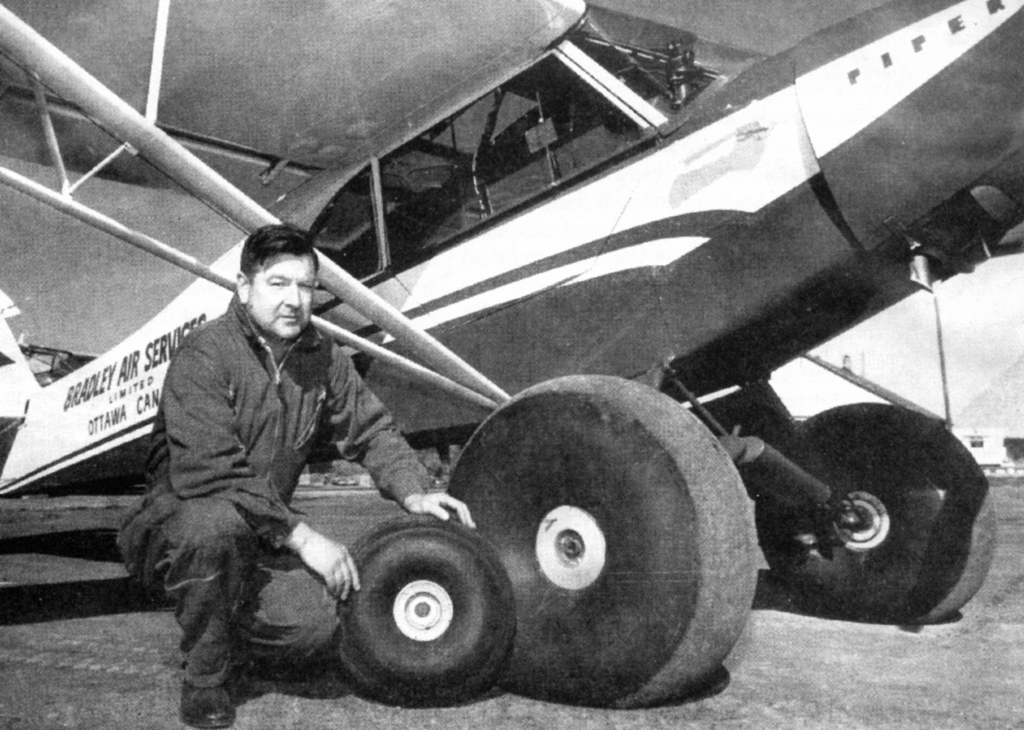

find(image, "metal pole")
[145,0,172,122]
[933,289,953,429]
[0,3,510,405]
[0,164,499,411]
[30,75,69,194]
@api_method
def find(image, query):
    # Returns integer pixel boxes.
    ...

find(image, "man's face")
[237,253,316,342]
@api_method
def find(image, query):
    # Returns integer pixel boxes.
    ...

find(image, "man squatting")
[118,224,475,729]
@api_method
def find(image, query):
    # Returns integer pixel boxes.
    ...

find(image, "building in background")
[955,354,1024,473]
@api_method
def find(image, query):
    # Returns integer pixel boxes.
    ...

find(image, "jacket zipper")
[258,337,297,509]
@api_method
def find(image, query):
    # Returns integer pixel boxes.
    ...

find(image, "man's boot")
[179,681,235,729]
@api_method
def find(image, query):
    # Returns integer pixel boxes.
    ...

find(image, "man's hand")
[286,522,360,600]
[403,492,476,528]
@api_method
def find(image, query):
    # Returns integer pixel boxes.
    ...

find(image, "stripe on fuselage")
[389,0,1021,331]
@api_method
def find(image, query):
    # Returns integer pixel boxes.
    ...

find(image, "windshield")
[312,14,718,278]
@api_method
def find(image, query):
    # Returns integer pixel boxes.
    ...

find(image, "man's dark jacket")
[120,295,429,577]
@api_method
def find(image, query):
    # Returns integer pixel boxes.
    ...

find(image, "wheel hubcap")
[836,491,890,551]
[393,580,454,641]
[536,506,606,590]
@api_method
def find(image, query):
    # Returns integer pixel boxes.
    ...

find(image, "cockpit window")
[381,53,647,271]
[313,42,674,278]
[310,165,381,280]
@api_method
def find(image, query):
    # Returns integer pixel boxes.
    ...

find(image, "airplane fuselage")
[314,0,1024,433]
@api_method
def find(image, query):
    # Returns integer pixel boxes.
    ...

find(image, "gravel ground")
[0,479,1021,730]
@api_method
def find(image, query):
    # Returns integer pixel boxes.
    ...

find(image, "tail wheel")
[757,403,996,624]
[448,375,757,708]
[336,516,515,706]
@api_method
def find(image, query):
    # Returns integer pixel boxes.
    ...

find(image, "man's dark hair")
[239,223,320,278]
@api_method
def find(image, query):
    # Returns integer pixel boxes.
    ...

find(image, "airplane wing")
[0,0,584,205]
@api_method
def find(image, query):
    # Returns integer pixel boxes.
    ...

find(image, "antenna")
[933,285,953,429]
[906,238,953,429]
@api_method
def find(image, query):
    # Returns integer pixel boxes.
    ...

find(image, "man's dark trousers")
[120,496,339,686]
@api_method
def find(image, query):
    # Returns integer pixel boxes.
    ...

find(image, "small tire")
[336,515,515,706]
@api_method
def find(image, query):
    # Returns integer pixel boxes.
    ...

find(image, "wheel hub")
[835,491,890,551]
[392,580,454,641]
[557,529,585,565]
[536,506,606,590]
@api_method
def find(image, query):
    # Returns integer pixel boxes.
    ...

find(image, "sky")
[772,252,1024,422]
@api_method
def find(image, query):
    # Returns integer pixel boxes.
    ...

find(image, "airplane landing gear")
[336,516,515,706]
[449,375,757,708]
[755,403,996,624]
[832,491,890,551]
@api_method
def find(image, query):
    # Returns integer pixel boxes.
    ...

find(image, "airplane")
[0,0,1020,710]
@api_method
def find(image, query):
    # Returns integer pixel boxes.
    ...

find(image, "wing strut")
[0,4,510,406]
[801,354,944,421]
[29,75,69,194]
